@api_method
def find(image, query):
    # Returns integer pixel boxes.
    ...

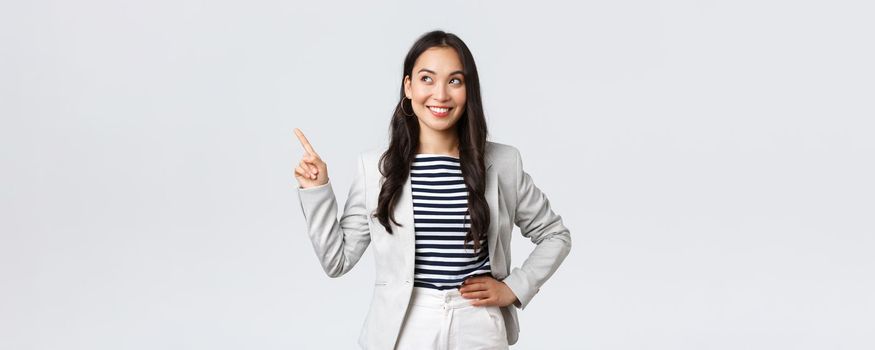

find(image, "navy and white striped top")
[411,153,491,290]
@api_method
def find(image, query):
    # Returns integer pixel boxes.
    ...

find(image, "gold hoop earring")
[400,97,414,117]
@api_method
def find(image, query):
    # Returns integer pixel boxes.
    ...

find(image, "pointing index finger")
[294,128,319,157]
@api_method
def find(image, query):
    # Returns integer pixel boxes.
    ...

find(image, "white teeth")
[429,106,449,113]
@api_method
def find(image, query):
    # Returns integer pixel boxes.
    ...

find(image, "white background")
[2,0,873,349]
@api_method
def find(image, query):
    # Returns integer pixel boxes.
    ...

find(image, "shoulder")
[486,140,519,154]
[353,147,384,176]
[360,147,384,163]
[485,140,522,170]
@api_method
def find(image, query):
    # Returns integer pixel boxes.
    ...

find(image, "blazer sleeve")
[500,147,572,310]
[295,153,371,278]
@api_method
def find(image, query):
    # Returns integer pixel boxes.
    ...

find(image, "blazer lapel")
[397,172,416,277]
[485,162,499,266]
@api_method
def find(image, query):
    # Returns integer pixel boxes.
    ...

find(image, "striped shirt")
[411,153,491,290]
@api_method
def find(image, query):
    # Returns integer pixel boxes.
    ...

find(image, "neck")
[417,129,460,157]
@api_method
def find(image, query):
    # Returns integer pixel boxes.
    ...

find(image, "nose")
[432,83,450,102]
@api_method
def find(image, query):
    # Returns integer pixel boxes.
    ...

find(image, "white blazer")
[296,141,572,349]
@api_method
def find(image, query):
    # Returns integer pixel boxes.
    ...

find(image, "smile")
[427,105,452,117]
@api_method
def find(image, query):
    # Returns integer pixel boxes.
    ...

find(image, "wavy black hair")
[372,29,490,252]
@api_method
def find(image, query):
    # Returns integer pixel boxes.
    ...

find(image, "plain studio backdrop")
[1,0,873,349]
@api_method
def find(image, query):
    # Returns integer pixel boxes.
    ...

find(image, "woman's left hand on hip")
[459,275,518,307]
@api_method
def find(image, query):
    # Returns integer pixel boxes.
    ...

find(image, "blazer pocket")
[374,281,389,286]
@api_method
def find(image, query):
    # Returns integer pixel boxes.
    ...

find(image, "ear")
[403,75,411,99]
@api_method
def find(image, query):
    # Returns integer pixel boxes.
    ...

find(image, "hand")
[293,128,329,189]
[459,275,519,307]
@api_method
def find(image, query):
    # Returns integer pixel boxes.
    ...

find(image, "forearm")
[501,226,571,309]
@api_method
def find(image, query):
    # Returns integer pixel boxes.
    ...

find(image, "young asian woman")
[294,30,572,350]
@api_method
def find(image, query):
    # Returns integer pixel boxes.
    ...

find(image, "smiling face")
[403,46,467,134]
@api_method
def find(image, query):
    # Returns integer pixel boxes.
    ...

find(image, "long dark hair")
[372,30,490,252]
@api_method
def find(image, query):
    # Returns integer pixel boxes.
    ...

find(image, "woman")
[294,30,571,350]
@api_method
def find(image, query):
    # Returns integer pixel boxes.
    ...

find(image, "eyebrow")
[418,68,465,76]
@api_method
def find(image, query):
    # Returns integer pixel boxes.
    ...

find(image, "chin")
[422,117,459,131]
[426,122,457,132]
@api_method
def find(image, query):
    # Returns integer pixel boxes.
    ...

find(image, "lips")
[427,105,452,118]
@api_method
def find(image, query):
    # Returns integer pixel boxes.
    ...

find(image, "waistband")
[410,286,478,310]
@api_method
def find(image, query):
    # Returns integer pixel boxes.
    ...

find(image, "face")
[403,46,467,132]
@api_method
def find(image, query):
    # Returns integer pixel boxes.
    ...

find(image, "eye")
[420,76,433,83]
[450,77,463,85]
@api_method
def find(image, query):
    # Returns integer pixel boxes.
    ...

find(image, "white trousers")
[395,286,509,350]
